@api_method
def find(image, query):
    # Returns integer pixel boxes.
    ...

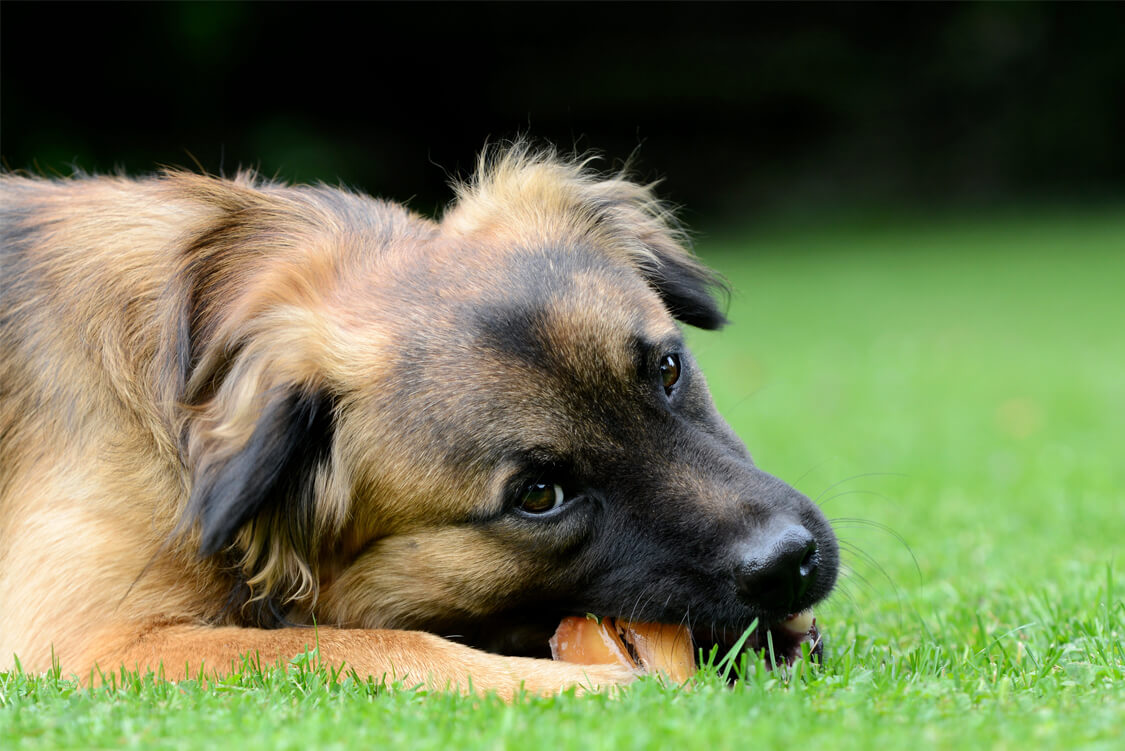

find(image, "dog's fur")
[0,145,837,697]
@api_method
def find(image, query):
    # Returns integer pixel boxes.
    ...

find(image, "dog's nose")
[734,525,819,614]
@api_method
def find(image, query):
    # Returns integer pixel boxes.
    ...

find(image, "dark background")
[3,1,1124,226]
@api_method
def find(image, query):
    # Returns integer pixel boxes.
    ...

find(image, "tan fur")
[446,143,694,278]
[0,146,709,696]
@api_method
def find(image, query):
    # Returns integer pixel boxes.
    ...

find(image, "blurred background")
[3,2,1123,225]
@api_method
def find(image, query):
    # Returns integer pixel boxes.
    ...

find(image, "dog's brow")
[464,456,563,525]
[633,334,685,365]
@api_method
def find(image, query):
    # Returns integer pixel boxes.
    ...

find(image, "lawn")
[2,208,1123,749]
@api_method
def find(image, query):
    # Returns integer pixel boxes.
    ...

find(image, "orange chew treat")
[616,619,697,683]
[549,616,696,682]
[548,616,632,667]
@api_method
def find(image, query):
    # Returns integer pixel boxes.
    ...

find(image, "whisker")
[791,462,828,492]
[835,557,878,596]
[813,472,908,506]
[830,516,922,585]
[818,488,895,508]
[829,580,858,607]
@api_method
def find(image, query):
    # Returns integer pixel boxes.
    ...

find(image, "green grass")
[3,208,1123,749]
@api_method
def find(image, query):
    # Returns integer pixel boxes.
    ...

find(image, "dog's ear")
[583,178,729,330]
[642,251,729,330]
[443,144,729,329]
[187,387,334,557]
[156,172,348,608]
[147,172,370,623]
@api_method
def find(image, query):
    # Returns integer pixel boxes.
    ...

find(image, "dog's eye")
[519,482,566,514]
[660,354,681,395]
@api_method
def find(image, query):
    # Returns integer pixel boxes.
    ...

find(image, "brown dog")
[0,145,837,697]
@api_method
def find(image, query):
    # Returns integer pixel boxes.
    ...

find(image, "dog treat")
[549,616,697,682]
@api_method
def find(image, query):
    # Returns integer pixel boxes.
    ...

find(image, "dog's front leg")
[88,624,635,699]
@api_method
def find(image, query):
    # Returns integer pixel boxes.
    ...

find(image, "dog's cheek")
[315,528,551,629]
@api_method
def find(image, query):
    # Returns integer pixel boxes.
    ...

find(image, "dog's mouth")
[691,609,824,669]
[454,608,823,677]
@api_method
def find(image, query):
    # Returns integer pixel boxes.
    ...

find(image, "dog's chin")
[436,609,824,671]
[439,612,560,659]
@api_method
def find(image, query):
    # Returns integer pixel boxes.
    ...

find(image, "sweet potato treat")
[549,616,696,682]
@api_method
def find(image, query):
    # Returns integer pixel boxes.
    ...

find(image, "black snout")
[735,525,819,614]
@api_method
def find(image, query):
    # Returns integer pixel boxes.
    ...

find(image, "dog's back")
[1,175,213,670]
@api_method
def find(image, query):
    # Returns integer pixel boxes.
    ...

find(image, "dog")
[0,145,838,697]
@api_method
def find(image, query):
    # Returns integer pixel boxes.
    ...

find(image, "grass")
[3,207,1123,749]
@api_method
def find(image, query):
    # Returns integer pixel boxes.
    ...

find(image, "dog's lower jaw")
[693,613,824,671]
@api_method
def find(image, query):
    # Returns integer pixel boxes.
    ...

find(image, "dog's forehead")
[340,244,681,484]
[467,248,678,377]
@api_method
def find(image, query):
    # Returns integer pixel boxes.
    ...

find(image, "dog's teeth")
[780,609,814,635]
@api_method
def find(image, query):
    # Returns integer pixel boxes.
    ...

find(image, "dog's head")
[171,145,838,661]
